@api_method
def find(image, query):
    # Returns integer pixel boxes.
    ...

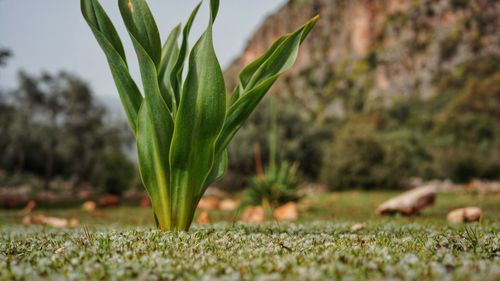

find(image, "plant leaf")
[159,24,182,112]
[170,1,202,107]
[201,149,228,197]
[136,102,172,230]
[169,0,225,230]
[81,0,143,134]
[216,76,277,156]
[132,38,174,230]
[244,16,318,91]
[230,36,286,105]
[119,0,175,229]
[118,0,162,66]
[217,16,318,155]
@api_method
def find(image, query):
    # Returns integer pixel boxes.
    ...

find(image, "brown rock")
[54,246,66,254]
[197,196,219,210]
[447,207,483,224]
[42,216,69,228]
[2,194,29,209]
[240,206,265,223]
[82,201,97,212]
[140,195,151,208]
[203,186,229,198]
[98,195,120,208]
[377,185,436,215]
[219,199,240,211]
[350,223,365,232]
[273,202,299,222]
[22,200,37,213]
[197,211,211,225]
[22,214,80,228]
[68,218,81,227]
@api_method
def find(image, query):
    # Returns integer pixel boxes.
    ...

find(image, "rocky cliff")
[225,0,500,120]
[223,0,499,187]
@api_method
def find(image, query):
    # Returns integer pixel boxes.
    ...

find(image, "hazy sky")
[0,0,286,107]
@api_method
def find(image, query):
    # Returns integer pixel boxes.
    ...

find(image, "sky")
[0,0,286,109]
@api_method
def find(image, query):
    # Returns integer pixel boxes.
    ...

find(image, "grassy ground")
[1,191,499,280]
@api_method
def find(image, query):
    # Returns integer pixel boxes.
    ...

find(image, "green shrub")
[321,116,431,190]
[247,162,300,207]
[226,97,332,189]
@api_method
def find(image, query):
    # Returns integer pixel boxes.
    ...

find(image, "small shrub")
[247,161,300,207]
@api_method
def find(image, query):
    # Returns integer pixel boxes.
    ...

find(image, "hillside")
[224,0,500,189]
[227,0,499,117]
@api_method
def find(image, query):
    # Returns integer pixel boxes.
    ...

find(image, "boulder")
[22,200,37,213]
[140,195,151,208]
[377,185,436,215]
[82,201,97,212]
[350,223,365,232]
[98,195,120,208]
[1,194,29,209]
[447,207,482,224]
[196,211,211,225]
[197,196,219,210]
[22,214,80,228]
[219,199,240,211]
[273,202,299,221]
[240,206,265,223]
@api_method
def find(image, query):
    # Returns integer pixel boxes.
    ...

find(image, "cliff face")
[225,0,500,120]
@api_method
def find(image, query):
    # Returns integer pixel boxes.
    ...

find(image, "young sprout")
[81,0,317,231]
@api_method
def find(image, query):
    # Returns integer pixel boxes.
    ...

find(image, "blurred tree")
[0,71,137,194]
[0,48,10,66]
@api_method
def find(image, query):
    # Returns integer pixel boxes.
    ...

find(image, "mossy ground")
[1,191,499,280]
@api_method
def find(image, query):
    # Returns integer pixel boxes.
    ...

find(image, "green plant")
[248,159,301,208]
[247,98,301,207]
[81,0,316,230]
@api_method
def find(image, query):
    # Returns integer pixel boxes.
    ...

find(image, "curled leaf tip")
[128,0,134,12]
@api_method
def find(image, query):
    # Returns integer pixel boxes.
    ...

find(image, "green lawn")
[1,191,499,280]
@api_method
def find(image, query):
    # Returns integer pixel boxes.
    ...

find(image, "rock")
[203,186,229,198]
[447,207,482,224]
[1,194,29,209]
[377,185,436,215]
[98,195,120,208]
[196,211,211,225]
[68,218,81,227]
[140,195,151,208]
[273,202,299,222]
[350,223,365,232]
[219,199,240,211]
[82,201,97,212]
[21,215,32,225]
[240,206,265,223]
[22,214,79,228]
[54,246,66,254]
[467,180,500,193]
[22,200,37,213]
[197,196,219,210]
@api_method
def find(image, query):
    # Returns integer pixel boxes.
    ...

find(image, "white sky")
[0,0,286,109]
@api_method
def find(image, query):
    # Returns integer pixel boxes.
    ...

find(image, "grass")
[1,191,499,280]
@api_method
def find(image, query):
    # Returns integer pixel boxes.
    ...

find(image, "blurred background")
[0,0,498,220]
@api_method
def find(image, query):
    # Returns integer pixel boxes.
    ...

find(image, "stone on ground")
[82,201,96,212]
[377,185,436,215]
[22,214,80,228]
[273,202,299,221]
[197,196,219,210]
[219,199,240,211]
[447,207,482,224]
[196,211,211,225]
[241,206,265,223]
